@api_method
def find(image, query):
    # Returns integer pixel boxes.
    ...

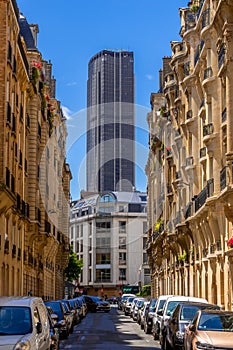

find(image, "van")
[0,296,50,350]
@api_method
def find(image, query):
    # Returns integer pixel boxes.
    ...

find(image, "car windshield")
[127,297,134,303]
[0,306,32,335]
[198,313,233,331]
[45,302,62,320]
[165,301,180,316]
[180,305,201,320]
[157,299,166,312]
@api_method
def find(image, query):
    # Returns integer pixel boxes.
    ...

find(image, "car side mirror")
[189,324,196,332]
[36,322,42,334]
[51,313,58,322]
[157,310,163,316]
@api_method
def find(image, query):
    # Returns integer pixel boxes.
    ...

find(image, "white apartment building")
[69,191,149,295]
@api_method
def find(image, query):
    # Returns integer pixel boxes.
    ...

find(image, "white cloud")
[66,81,77,86]
[61,105,73,120]
[145,74,154,81]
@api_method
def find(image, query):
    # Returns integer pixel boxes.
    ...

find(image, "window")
[119,252,126,265]
[119,268,126,281]
[119,221,126,233]
[143,253,148,264]
[119,237,126,249]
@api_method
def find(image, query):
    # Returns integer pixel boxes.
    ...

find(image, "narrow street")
[60,305,161,349]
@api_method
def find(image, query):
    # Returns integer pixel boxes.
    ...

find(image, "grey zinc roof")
[19,14,36,50]
[72,191,147,210]
[112,191,147,203]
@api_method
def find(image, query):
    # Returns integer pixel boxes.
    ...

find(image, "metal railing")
[203,123,213,137]
[194,178,214,212]
[200,147,207,158]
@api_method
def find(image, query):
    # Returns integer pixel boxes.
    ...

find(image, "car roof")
[198,309,233,314]
[0,296,43,307]
[177,301,219,307]
[165,296,208,303]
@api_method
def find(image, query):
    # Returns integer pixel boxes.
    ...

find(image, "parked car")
[45,300,72,339]
[82,295,98,312]
[164,302,221,350]
[62,301,74,332]
[124,296,136,316]
[138,301,150,328]
[159,296,208,349]
[91,296,111,312]
[0,296,50,350]
[74,296,87,319]
[68,299,81,324]
[118,294,135,311]
[62,299,79,326]
[129,297,142,318]
[132,298,147,321]
[47,310,60,350]
[152,295,173,340]
[184,309,233,350]
[143,298,157,334]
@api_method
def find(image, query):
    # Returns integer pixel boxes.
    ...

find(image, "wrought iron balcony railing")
[203,123,213,137]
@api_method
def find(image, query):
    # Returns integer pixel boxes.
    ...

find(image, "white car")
[159,295,208,349]
[0,296,50,350]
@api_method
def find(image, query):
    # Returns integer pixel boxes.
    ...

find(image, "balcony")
[200,147,207,164]
[194,178,214,212]
[203,123,215,144]
[203,123,213,135]
[184,61,191,77]
[184,12,196,32]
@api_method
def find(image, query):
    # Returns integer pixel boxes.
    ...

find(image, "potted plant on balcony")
[178,250,187,266]
[227,237,233,249]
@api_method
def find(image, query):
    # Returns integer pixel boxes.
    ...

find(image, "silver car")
[0,296,50,350]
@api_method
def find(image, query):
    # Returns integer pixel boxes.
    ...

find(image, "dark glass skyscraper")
[86,49,135,192]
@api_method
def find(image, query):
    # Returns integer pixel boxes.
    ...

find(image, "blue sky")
[17,0,188,199]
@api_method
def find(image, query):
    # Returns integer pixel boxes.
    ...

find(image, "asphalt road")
[60,305,161,349]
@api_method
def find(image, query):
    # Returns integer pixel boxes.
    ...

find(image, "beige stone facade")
[146,0,233,310]
[0,0,71,299]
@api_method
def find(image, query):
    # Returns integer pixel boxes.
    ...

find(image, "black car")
[45,300,71,339]
[163,301,221,350]
[143,298,157,334]
[83,295,110,313]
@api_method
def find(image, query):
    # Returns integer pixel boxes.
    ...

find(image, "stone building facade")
[0,0,71,299]
[146,0,233,310]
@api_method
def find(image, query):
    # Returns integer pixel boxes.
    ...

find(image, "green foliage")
[65,250,83,282]
[178,250,187,262]
[139,284,151,297]
[31,67,39,85]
